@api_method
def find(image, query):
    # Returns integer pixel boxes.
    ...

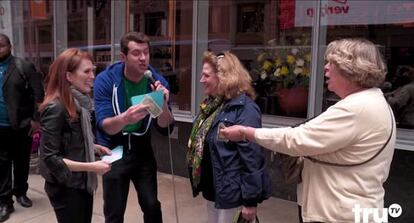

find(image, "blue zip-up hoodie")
[93,61,172,148]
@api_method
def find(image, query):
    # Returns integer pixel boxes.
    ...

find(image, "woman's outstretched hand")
[220,125,245,142]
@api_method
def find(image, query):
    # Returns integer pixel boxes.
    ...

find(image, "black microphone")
[144,70,156,84]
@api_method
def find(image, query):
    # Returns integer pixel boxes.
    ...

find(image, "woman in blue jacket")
[187,51,271,223]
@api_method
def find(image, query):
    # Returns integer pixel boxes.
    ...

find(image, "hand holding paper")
[217,122,229,142]
[131,90,165,118]
[95,144,112,156]
[102,146,123,164]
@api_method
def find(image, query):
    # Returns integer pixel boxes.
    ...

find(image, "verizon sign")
[295,0,414,27]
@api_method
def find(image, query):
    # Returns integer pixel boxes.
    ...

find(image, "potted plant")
[253,37,311,117]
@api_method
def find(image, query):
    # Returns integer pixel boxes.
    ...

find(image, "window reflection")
[385,65,414,129]
[318,0,414,129]
[145,12,166,36]
[208,0,311,118]
[14,0,54,77]
[129,0,193,111]
[66,0,111,75]
[237,3,264,33]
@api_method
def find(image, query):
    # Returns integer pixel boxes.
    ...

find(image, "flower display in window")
[254,37,311,89]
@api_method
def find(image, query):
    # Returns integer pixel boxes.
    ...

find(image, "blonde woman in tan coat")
[221,38,396,223]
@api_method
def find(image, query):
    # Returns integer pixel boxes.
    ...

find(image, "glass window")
[129,0,193,112]
[38,25,52,44]
[11,0,54,77]
[313,0,414,129]
[205,0,312,118]
[66,0,111,75]
[68,20,85,42]
[145,11,166,36]
[237,3,264,33]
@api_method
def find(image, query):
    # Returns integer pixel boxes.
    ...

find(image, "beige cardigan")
[255,88,396,222]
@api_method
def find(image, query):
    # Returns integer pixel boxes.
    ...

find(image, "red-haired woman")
[39,48,111,223]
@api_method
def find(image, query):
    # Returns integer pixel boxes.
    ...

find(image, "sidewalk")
[7,173,298,223]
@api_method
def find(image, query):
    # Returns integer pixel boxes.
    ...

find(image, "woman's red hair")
[39,48,92,120]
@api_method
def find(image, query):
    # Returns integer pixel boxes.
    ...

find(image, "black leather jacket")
[39,101,87,189]
[3,56,44,129]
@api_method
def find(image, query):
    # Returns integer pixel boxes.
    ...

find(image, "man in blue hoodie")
[94,32,174,223]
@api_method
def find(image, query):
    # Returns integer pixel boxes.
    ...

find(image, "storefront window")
[66,0,111,75]
[129,0,193,112]
[206,0,312,118]
[309,0,414,129]
[10,0,54,77]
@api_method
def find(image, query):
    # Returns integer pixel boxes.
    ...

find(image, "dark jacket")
[201,93,272,209]
[39,101,88,190]
[3,56,44,129]
[93,61,173,149]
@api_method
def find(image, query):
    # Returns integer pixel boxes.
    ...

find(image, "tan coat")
[255,88,396,222]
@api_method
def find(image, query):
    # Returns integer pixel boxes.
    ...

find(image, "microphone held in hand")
[144,70,156,84]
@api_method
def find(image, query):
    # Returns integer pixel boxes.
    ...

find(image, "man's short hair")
[120,32,150,55]
[0,33,11,46]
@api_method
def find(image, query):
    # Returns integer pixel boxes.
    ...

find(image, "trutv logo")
[307,0,349,18]
[352,203,402,223]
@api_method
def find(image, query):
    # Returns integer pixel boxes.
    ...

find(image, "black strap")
[305,106,394,167]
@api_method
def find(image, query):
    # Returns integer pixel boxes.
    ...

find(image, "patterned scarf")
[187,96,223,188]
[71,87,97,195]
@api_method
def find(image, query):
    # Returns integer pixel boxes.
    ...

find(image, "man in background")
[0,33,44,222]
